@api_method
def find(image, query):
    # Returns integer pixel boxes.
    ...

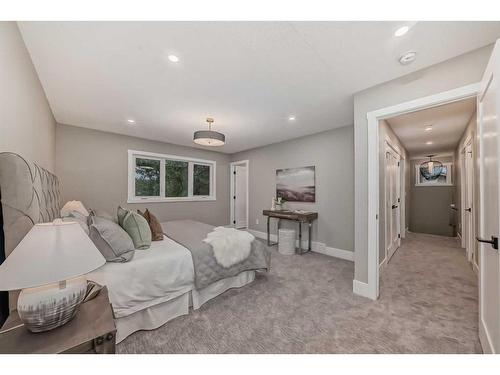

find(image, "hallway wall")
[410,155,455,237]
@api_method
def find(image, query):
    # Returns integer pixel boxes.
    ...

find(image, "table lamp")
[0,221,105,332]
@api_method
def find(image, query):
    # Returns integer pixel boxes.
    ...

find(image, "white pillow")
[61,200,89,217]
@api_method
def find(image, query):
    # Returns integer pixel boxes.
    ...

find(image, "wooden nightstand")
[0,286,116,354]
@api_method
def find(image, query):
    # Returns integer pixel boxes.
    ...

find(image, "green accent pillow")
[117,207,152,249]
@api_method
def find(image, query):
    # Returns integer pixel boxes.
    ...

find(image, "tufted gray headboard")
[0,152,61,311]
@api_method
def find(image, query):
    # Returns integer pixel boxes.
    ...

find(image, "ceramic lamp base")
[17,276,88,332]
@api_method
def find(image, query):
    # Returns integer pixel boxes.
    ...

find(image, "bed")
[0,152,269,343]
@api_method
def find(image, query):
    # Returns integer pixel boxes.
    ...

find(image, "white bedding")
[87,235,194,318]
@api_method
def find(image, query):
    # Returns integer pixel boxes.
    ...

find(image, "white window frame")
[414,162,453,186]
[128,150,216,203]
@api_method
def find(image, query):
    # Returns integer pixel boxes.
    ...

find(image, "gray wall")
[0,22,56,172]
[409,156,455,237]
[353,45,492,284]
[56,124,231,226]
[231,126,354,252]
[378,120,410,264]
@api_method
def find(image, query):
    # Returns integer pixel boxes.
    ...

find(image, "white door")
[464,142,474,263]
[478,40,500,354]
[234,165,247,229]
[386,148,400,261]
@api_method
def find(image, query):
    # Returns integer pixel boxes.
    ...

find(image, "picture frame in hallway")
[415,162,453,186]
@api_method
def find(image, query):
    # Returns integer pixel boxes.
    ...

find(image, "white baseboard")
[473,261,479,276]
[379,257,387,269]
[247,229,354,262]
[352,279,375,299]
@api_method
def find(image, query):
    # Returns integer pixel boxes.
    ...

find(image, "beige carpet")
[117,232,481,353]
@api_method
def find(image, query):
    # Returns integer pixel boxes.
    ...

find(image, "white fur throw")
[203,227,255,268]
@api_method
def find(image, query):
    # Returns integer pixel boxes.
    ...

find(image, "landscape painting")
[276,166,315,202]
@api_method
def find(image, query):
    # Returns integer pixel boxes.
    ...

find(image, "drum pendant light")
[193,118,225,146]
[419,155,443,181]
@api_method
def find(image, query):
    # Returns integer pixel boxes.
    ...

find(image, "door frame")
[363,82,480,300]
[461,136,475,263]
[229,160,249,228]
[382,138,403,267]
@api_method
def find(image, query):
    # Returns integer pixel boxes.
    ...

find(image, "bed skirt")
[115,270,256,344]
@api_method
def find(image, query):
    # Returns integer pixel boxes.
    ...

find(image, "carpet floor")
[117,232,481,353]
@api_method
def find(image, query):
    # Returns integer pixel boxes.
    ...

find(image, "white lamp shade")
[0,221,105,290]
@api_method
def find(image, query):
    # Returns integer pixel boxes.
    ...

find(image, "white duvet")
[203,227,255,268]
[87,235,194,318]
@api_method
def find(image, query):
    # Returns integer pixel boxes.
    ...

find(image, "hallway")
[380,232,480,353]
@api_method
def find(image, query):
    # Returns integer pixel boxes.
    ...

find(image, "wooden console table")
[262,210,318,254]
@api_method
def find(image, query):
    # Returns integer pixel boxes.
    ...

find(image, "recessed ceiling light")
[394,26,410,37]
[426,141,433,145]
[399,51,417,65]
[168,54,179,63]
[127,119,136,124]
[288,116,296,121]
[425,126,433,131]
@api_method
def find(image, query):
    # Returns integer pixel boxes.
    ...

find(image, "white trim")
[473,261,479,276]
[352,279,372,299]
[314,245,355,262]
[127,149,216,203]
[229,160,249,229]
[364,82,481,301]
[247,229,354,261]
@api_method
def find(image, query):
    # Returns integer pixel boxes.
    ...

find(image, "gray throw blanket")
[162,220,271,289]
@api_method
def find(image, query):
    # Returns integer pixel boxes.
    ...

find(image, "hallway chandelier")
[419,155,443,181]
[193,117,225,147]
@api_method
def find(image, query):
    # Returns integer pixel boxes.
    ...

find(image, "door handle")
[465,208,472,212]
[476,235,499,250]
[391,205,398,209]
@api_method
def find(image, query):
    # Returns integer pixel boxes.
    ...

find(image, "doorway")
[461,137,476,266]
[385,144,401,263]
[230,160,249,229]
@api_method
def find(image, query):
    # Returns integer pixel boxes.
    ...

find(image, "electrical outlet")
[255,219,259,225]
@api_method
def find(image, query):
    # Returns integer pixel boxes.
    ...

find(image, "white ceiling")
[18,21,500,153]
[386,97,476,157]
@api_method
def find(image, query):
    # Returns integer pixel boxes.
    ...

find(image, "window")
[128,150,216,203]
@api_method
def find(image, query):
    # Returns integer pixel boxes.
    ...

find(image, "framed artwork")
[276,166,315,202]
[415,162,453,186]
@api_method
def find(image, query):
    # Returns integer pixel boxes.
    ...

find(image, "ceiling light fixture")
[394,26,410,37]
[399,51,417,65]
[168,54,180,63]
[288,115,296,121]
[426,141,433,145]
[419,155,443,180]
[193,117,225,147]
[424,126,433,131]
[127,119,136,124]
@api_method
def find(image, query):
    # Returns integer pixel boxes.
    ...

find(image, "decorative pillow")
[88,214,135,262]
[117,206,128,226]
[89,208,116,223]
[117,206,152,249]
[138,209,164,241]
[61,200,89,217]
[62,210,89,235]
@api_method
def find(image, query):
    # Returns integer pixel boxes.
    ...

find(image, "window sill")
[415,184,454,187]
[127,197,216,204]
